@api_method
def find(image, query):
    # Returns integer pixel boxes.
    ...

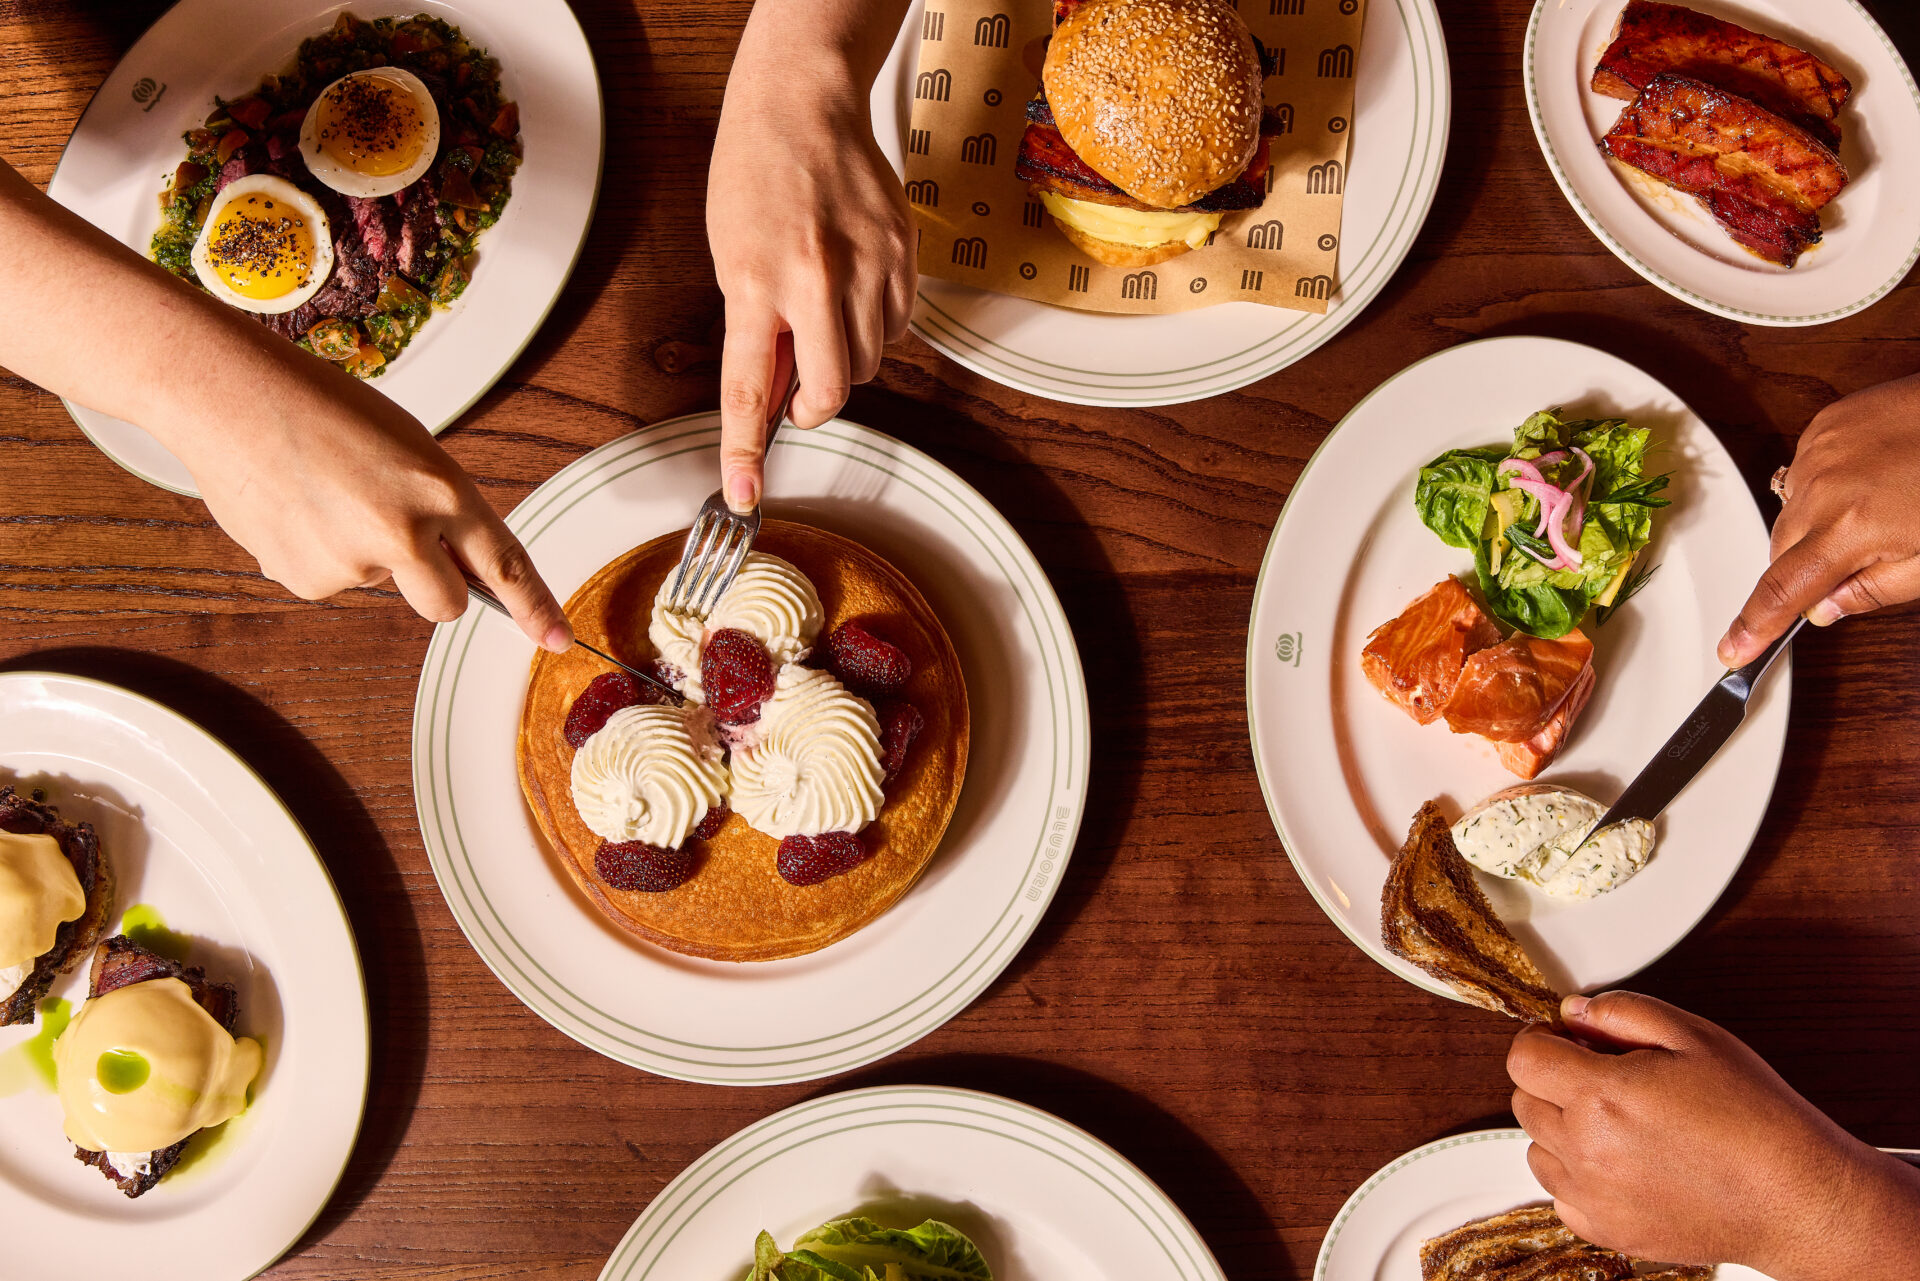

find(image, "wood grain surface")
[3,1,1918,1276]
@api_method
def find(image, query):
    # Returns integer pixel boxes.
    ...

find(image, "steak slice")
[71,935,240,1199]
[0,787,112,1026]
[1593,0,1851,150]
[1601,73,1847,267]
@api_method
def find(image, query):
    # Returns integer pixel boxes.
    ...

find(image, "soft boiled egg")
[189,174,334,315]
[299,67,440,199]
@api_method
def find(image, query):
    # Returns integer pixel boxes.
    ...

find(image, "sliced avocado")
[1486,489,1524,576]
[1595,551,1637,607]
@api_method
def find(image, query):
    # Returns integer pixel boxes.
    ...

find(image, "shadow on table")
[829,1053,1296,1281]
[843,380,1150,979]
[0,646,427,1239]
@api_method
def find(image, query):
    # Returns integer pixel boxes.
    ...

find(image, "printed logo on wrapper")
[904,0,1368,318]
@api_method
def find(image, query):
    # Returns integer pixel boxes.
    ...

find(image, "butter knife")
[463,576,685,708]
[1590,615,1805,833]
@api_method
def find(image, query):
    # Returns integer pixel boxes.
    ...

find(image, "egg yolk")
[311,74,427,177]
[202,194,316,301]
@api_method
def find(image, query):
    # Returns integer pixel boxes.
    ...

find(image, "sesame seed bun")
[1043,0,1264,210]
[1051,219,1199,267]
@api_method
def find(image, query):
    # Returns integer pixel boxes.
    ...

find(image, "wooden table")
[3,1,1918,1276]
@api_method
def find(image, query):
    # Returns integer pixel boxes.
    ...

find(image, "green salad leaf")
[746,1217,994,1281]
[1413,409,1667,638]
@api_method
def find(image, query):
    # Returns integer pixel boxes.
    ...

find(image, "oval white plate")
[413,414,1090,1084]
[1247,335,1789,998]
[871,0,1450,406]
[1526,0,1920,326]
[0,671,367,1281]
[1317,1128,1769,1280]
[47,0,605,496]
[598,1086,1226,1281]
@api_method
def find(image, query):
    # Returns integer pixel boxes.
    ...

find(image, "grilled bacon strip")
[1593,0,1850,150]
[1602,73,1847,266]
[1016,95,1274,212]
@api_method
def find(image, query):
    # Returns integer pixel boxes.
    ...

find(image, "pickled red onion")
[1547,491,1583,568]
[1498,457,1547,485]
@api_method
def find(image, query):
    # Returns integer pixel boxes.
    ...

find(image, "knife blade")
[463,576,686,707]
[1590,615,1805,832]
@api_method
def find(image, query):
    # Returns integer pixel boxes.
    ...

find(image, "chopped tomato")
[342,344,386,378]
[226,96,271,130]
[490,101,519,139]
[215,128,249,166]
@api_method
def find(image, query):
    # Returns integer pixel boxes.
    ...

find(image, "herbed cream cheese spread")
[730,667,884,839]
[570,704,731,847]
[648,552,825,700]
[1452,784,1654,901]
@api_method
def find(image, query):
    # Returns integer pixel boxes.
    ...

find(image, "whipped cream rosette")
[569,704,731,846]
[649,552,825,702]
[730,667,884,839]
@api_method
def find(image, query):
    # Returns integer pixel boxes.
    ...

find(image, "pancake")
[517,521,969,962]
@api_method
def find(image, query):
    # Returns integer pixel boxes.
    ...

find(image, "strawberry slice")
[701,628,777,724]
[564,671,644,748]
[692,804,729,841]
[594,841,696,892]
[876,700,925,786]
[826,621,912,698]
[776,831,871,886]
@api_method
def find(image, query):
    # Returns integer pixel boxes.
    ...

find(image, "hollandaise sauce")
[0,831,85,994]
[54,978,262,1155]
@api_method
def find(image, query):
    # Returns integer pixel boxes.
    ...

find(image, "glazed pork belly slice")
[1361,578,1505,726]
[72,935,240,1199]
[1601,73,1847,267]
[0,786,110,1026]
[1593,0,1851,150]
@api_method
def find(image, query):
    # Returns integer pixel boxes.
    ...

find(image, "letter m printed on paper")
[1306,159,1344,194]
[905,179,940,207]
[1317,44,1355,77]
[1295,274,1333,300]
[961,132,997,165]
[1121,270,1157,301]
[1246,219,1284,250]
[916,67,952,101]
[951,237,987,269]
[974,13,1011,47]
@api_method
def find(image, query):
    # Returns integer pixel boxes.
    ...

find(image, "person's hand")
[179,389,570,652]
[1508,991,1920,1278]
[1719,372,1920,667]
[706,0,915,514]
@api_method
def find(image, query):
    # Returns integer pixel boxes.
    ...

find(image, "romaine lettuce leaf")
[746,1218,993,1281]
[1474,540,1579,639]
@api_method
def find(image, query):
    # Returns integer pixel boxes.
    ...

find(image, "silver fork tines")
[666,500,760,617]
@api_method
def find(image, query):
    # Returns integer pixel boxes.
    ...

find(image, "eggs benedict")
[55,935,261,1197]
[0,787,113,1027]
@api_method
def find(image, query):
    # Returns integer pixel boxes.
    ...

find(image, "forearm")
[0,158,415,476]
[729,0,910,111]
[1767,1147,1920,1281]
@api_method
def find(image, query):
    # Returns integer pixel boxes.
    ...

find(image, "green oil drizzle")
[96,1048,150,1093]
[121,904,191,961]
[0,996,71,1096]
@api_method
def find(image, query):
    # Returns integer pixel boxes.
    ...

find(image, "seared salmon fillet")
[1444,629,1594,743]
[1362,578,1505,726]
[1593,0,1850,150]
[1495,662,1597,780]
[1601,73,1848,266]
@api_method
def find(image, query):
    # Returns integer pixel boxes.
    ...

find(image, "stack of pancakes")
[517,522,969,962]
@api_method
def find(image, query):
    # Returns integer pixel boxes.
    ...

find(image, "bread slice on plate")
[0,786,114,1026]
[1381,801,1563,1024]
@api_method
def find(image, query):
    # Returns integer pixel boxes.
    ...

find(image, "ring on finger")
[1770,465,1791,501]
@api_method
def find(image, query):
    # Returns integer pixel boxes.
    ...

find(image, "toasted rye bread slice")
[71,935,240,1198]
[0,787,114,1027]
[1423,1204,1712,1280]
[1382,802,1563,1024]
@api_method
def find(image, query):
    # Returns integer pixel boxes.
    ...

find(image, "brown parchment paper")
[906,0,1367,315]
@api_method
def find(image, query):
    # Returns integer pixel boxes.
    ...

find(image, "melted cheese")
[1039,192,1221,250]
[54,978,261,1154]
[0,831,85,971]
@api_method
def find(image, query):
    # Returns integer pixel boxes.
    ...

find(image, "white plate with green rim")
[871,0,1450,406]
[413,414,1089,1084]
[1526,0,1920,327]
[1317,1128,1769,1278]
[1247,335,1789,1000]
[0,671,367,1281]
[598,1085,1226,1281]
[46,0,604,496]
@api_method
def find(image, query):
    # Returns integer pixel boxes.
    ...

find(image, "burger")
[1015,0,1273,267]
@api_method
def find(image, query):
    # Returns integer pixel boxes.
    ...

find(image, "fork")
[660,371,802,618]
[463,577,685,707]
